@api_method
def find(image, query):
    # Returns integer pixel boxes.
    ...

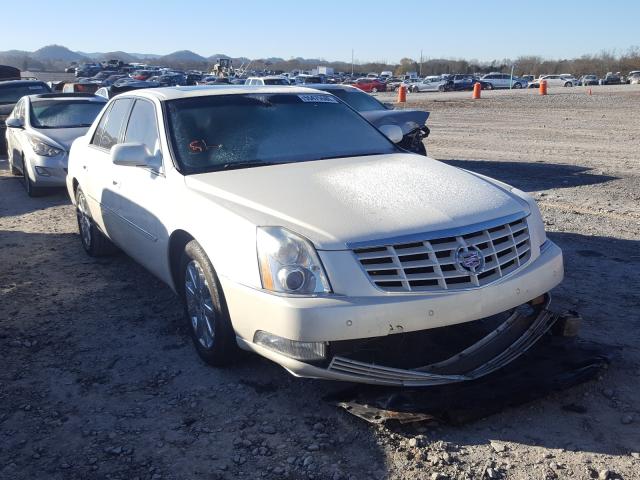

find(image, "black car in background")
[0,65,21,81]
[448,74,492,91]
[600,73,622,85]
[0,80,51,155]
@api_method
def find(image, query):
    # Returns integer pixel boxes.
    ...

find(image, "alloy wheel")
[76,190,92,248]
[185,260,216,349]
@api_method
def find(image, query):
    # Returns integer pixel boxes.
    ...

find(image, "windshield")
[165,93,397,174]
[263,78,289,85]
[0,83,50,105]
[30,100,105,129]
[325,89,386,112]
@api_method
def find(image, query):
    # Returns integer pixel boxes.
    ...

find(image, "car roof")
[120,85,332,101]
[0,79,48,87]
[304,84,359,92]
[28,93,107,102]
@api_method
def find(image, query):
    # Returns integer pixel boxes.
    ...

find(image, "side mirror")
[383,102,395,110]
[111,142,153,167]
[6,117,24,129]
[379,124,404,144]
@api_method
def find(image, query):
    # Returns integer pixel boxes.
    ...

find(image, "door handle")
[112,180,118,186]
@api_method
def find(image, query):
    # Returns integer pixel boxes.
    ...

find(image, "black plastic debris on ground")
[327,339,614,425]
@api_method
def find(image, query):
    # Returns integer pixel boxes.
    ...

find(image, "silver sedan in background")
[5,92,106,196]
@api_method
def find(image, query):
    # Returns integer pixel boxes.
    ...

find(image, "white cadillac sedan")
[66,86,564,386]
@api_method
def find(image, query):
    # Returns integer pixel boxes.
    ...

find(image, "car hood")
[360,110,429,135]
[0,103,16,117]
[185,154,529,250]
[33,127,91,151]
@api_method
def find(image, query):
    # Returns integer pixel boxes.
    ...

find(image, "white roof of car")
[117,85,327,101]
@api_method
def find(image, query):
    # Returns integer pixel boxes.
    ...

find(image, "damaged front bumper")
[240,294,559,387]
[326,295,556,386]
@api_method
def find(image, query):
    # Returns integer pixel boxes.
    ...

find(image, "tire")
[564,82,573,87]
[75,187,117,256]
[9,152,21,176]
[371,87,378,93]
[438,85,445,92]
[414,141,427,156]
[513,82,522,89]
[485,83,494,90]
[180,240,238,366]
[22,158,43,197]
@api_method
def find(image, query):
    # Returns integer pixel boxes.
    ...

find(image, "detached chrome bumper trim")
[327,295,557,387]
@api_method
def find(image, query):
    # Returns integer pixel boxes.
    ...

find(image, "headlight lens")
[28,136,63,157]
[257,227,331,295]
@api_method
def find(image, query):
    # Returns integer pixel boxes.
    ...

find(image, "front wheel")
[371,87,378,93]
[513,82,522,89]
[9,153,21,176]
[438,85,445,92]
[75,187,116,256]
[181,240,238,366]
[22,159,42,197]
[564,82,573,87]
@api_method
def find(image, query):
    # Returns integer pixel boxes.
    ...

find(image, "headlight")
[257,227,331,295]
[28,136,63,157]
[512,188,547,247]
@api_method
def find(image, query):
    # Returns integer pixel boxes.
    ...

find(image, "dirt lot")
[1,85,639,480]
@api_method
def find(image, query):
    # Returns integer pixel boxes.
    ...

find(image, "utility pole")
[419,49,423,77]
[351,49,354,76]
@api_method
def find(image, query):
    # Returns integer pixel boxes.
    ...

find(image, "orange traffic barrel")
[472,82,481,99]
[397,85,407,103]
[539,80,548,95]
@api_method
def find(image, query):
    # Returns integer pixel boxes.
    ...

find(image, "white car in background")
[66,86,564,386]
[480,73,528,89]
[535,74,576,87]
[410,76,450,92]
[5,93,107,196]
[244,76,290,86]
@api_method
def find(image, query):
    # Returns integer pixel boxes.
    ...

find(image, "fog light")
[34,166,51,177]
[254,330,326,361]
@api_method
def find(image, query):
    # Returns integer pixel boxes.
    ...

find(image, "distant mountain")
[158,50,207,64]
[95,51,140,63]
[31,45,88,63]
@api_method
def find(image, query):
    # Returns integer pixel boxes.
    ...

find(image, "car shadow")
[440,159,617,192]
[0,158,70,217]
[343,231,639,460]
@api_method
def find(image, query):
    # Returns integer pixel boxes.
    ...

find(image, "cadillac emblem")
[455,246,485,274]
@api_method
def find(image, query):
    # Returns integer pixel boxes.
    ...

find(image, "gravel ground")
[1,85,639,480]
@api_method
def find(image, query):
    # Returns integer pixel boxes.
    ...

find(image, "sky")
[2,0,638,63]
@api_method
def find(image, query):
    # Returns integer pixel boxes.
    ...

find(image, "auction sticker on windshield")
[297,94,338,103]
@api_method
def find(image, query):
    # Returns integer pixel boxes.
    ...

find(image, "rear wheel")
[564,82,573,87]
[181,240,238,366]
[371,87,378,93]
[438,85,445,92]
[75,187,116,256]
[513,82,522,89]
[485,83,494,90]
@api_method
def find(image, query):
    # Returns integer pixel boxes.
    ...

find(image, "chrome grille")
[353,217,531,293]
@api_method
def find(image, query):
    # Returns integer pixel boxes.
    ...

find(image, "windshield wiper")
[216,161,284,171]
[316,152,389,161]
